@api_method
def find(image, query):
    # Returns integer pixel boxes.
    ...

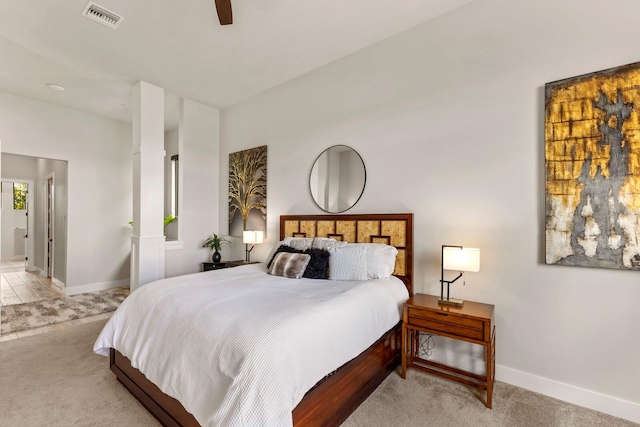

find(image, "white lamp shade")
[243,230,264,244]
[443,247,480,272]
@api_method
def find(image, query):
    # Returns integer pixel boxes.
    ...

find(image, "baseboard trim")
[64,279,130,296]
[496,364,640,424]
[52,277,65,291]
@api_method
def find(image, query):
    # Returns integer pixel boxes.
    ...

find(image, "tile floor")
[0,257,63,306]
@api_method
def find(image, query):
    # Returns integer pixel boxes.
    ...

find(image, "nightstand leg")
[486,328,495,408]
[401,325,407,379]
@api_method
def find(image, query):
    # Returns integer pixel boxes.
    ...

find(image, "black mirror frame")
[309,145,367,214]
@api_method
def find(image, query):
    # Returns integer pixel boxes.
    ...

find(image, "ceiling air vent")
[82,2,124,29]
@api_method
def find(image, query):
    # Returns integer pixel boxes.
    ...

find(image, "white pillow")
[289,238,315,251]
[345,243,398,279]
[312,239,348,251]
[288,237,345,251]
[329,246,368,281]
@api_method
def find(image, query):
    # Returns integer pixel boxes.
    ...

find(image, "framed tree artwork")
[545,62,640,270]
[229,145,267,237]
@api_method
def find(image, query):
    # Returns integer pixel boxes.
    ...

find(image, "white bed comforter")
[94,264,408,427]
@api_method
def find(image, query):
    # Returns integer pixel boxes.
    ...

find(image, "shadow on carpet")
[1,287,128,334]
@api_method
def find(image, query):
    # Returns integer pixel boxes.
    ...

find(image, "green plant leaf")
[202,233,231,251]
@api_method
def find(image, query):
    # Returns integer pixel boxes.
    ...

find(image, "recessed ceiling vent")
[82,2,123,29]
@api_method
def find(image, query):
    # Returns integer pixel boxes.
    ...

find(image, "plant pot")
[212,250,221,263]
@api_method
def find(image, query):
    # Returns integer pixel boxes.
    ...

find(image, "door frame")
[1,178,35,271]
[44,172,54,280]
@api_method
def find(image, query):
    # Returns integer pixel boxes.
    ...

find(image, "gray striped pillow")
[267,252,311,279]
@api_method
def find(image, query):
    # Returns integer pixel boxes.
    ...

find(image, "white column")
[131,81,165,292]
[0,139,2,335]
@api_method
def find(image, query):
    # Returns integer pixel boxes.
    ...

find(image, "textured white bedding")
[94,263,408,427]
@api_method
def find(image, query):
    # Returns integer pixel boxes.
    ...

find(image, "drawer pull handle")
[436,312,448,316]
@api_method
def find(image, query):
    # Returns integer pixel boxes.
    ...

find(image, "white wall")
[338,149,364,211]
[165,99,221,276]
[219,0,640,421]
[2,153,38,182]
[0,92,132,294]
[35,157,68,285]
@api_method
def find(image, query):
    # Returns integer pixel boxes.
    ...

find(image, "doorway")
[45,175,53,278]
[0,178,60,305]
[1,179,34,270]
[0,153,67,309]
[1,181,27,277]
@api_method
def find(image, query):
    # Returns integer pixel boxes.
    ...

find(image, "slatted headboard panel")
[279,213,413,295]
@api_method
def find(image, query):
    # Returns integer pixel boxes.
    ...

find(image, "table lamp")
[243,230,264,263]
[439,245,480,307]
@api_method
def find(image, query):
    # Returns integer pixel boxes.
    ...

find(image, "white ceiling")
[0,0,475,129]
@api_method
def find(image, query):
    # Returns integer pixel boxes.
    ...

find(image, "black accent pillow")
[302,248,330,279]
[266,245,330,279]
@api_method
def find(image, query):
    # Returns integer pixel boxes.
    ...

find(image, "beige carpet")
[0,318,636,427]
[343,370,637,427]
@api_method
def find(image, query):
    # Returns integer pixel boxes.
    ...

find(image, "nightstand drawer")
[202,260,260,272]
[203,262,226,271]
[407,307,484,340]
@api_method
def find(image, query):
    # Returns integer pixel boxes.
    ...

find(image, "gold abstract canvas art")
[545,62,640,270]
[229,145,267,237]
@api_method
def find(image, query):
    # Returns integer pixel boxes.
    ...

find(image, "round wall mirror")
[309,145,366,213]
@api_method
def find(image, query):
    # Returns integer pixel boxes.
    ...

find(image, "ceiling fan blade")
[215,0,233,25]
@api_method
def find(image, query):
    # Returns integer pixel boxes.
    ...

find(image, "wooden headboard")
[279,213,413,295]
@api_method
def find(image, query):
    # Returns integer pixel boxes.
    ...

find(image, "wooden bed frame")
[109,213,413,426]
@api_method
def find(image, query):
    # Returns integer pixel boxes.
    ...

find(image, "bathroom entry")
[0,153,68,309]
[1,180,33,270]
[0,153,68,290]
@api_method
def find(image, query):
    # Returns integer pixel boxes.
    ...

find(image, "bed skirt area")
[109,322,401,427]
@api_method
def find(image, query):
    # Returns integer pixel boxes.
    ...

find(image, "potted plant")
[202,233,231,263]
[128,214,177,236]
[164,214,177,232]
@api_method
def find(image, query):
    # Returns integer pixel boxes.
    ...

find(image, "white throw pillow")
[289,238,315,251]
[289,237,345,251]
[313,239,348,251]
[329,246,368,281]
[346,243,398,279]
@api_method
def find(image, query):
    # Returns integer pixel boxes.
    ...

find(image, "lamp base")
[438,298,464,307]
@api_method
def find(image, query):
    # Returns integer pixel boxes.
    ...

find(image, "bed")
[96,213,413,426]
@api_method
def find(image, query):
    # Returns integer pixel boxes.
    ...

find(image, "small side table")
[401,293,495,408]
[202,260,260,271]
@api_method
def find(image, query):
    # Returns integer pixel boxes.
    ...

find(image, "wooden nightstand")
[401,293,495,408]
[202,260,260,271]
